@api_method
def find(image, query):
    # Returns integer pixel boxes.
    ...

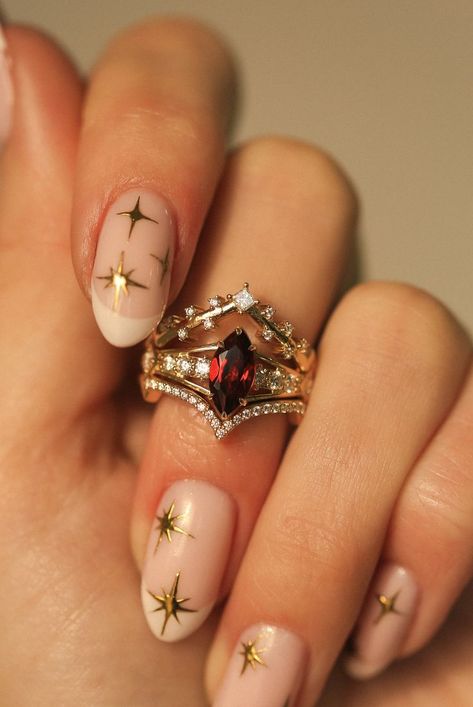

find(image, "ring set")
[140,283,316,438]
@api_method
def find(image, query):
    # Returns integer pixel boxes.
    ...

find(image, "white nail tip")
[91,284,157,347]
[344,655,384,680]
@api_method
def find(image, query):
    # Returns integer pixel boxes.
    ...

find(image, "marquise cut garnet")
[209,329,255,416]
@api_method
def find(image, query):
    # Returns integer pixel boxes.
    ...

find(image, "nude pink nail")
[141,479,236,642]
[345,563,419,680]
[213,623,306,707]
[91,188,175,347]
[0,26,14,145]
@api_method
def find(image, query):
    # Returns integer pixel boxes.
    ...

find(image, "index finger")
[71,17,237,346]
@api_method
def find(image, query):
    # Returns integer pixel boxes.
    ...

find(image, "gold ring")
[140,283,316,439]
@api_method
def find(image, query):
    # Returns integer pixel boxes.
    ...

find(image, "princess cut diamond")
[232,286,256,313]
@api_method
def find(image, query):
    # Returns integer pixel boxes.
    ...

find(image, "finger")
[132,137,357,642]
[0,26,13,146]
[346,354,473,679]
[71,18,237,347]
[0,26,116,432]
[205,283,471,707]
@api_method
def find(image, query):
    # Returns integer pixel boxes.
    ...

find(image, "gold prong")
[239,397,248,406]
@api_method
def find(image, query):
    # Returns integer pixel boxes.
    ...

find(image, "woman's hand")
[1,18,472,707]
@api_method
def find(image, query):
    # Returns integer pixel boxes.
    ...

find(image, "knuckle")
[232,136,357,256]
[412,432,473,537]
[334,281,468,379]
[236,136,357,211]
[266,504,362,586]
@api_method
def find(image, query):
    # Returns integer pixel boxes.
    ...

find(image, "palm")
[0,239,209,705]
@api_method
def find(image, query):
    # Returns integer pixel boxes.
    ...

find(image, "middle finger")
[132,136,356,641]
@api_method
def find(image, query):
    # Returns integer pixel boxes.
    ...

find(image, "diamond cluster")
[254,364,301,394]
[155,353,211,379]
[143,376,305,439]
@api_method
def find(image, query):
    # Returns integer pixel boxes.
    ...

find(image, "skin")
[1,19,472,707]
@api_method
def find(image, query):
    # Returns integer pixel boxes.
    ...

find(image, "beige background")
[4,0,472,331]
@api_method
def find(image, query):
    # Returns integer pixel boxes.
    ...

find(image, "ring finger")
[205,282,471,706]
[132,136,357,641]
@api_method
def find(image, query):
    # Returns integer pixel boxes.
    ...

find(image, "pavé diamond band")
[140,283,316,439]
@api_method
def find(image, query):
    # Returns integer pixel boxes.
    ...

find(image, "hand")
[1,18,472,707]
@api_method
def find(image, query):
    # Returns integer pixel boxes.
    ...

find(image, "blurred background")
[4,0,472,330]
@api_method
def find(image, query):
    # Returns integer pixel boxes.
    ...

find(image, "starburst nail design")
[118,195,159,240]
[151,248,170,284]
[154,500,194,552]
[374,590,402,624]
[96,251,148,312]
[147,571,197,636]
[240,636,267,675]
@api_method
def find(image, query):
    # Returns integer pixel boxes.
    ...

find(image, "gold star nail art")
[151,248,170,284]
[147,571,197,636]
[374,590,402,624]
[240,636,267,675]
[154,500,194,552]
[96,251,148,311]
[118,195,159,240]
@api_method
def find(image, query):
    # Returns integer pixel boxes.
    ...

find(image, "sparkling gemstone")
[203,318,216,330]
[209,329,255,416]
[262,305,275,319]
[261,326,273,341]
[164,354,174,371]
[185,305,197,318]
[280,321,294,336]
[178,358,192,374]
[177,327,189,341]
[232,286,256,313]
[195,358,210,377]
[209,296,223,308]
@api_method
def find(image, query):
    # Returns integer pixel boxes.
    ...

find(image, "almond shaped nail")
[345,563,419,680]
[213,623,306,707]
[91,189,174,347]
[141,479,236,642]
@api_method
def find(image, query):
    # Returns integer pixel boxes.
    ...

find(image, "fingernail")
[344,563,419,680]
[0,26,14,145]
[212,623,306,707]
[141,479,236,642]
[91,188,174,347]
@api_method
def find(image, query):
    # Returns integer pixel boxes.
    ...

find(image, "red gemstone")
[209,329,255,416]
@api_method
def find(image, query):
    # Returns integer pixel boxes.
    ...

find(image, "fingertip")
[343,653,386,681]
